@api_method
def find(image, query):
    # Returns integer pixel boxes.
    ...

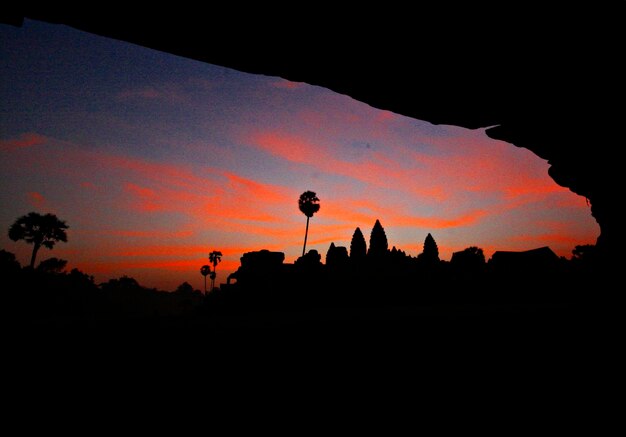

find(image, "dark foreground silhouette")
[3,212,612,376]
[4,240,616,396]
[1,226,604,332]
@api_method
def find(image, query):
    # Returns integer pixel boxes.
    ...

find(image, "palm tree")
[8,212,69,269]
[200,265,211,294]
[298,191,320,257]
[208,250,222,291]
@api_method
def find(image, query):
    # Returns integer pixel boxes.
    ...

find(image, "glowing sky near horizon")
[0,20,598,290]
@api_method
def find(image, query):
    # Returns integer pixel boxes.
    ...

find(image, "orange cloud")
[249,128,573,210]
[390,210,487,229]
[124,183,165,212]
[512,234,587,245]
[110,229,195,239]
[249,131,451,202]
[2,132,596,290]
[115,245,209,258]
[323,198,487,230]
[224,172,290,205]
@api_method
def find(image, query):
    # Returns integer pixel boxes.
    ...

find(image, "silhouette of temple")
[227,249,286,287]
[211,215,585,311]
[489,246,559,276]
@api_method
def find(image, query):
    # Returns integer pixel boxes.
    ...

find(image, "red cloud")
[109,229,195,239]
[323,198,487,230]
[271,80,304,90]
[27,191,46,207]
[124,183,165,212]
[250,131,451,201]
[3,131,596,290]
[0,133,47,151]
[390,210,487,229]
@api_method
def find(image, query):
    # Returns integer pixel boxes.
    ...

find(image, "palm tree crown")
[200,264,211,293]
[298,191,320,256]
[298,191,320,218]
[209,251,222,268]
[208,250,222,291]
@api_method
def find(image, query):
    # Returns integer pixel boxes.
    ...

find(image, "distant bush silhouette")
[298,191,320,256]
[175,281,194,295]
[37,257,68,274]
[8,212,69,269]
[572,244,596,263]
[0,249,21,272]
[349,227,367,261]
[368,219,388,258]
[101,275,142,293]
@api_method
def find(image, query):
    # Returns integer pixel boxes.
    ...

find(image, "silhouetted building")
[368,219,388,257]
[450,246,485,273]
[350,227,367,260]
[489,246,559,276]
[389,246,407,259]
[326,243,350,268]
[295,249,322,269]
[227,249,285,286]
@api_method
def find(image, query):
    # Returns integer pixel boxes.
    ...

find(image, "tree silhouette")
[8,212,69,269]
[298,191,320,257]
[572,244,596,262]
[200,264,211,293]
[350,227,367,260]
[368,219,388,257]
[175,281,194,295]
[208,251,222,291]
[418,233,440,263]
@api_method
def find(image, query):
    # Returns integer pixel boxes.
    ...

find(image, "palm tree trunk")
[204,276,207,294]
[302,216,310,257]
[212,265,216,292]
[30,243,40,269]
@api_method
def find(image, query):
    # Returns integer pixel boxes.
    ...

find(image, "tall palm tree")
[8,212,69,269]
[298,191,320,257]
[200,265,211,294]
[208,250,222,291]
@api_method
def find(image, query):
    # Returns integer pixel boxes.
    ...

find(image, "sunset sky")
[0,19,598,291]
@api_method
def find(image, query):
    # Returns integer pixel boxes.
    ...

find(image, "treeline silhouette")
[2,211,600,325]
[1,249,204,324]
